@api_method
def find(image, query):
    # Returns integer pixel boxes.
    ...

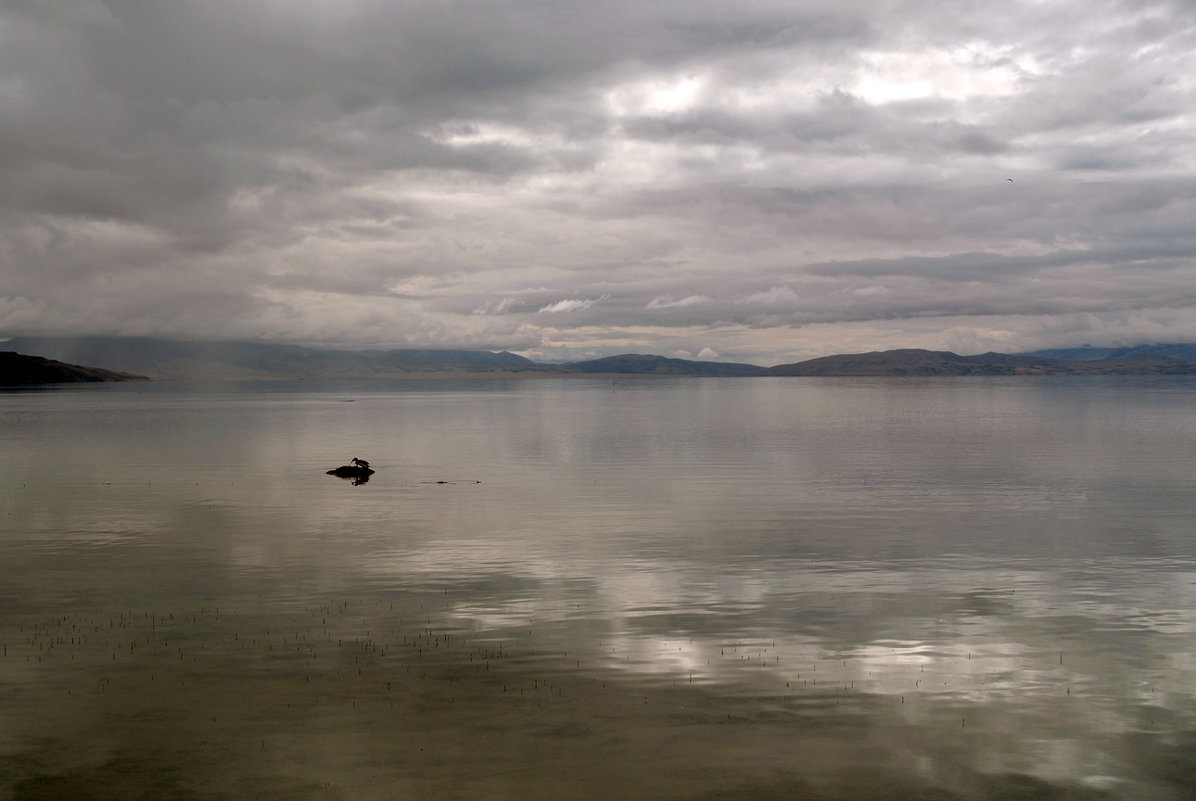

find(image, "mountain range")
[762,349,1196,376]
[6,336,1196,382]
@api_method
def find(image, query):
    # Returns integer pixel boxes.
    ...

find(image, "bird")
[1007,178,1014,182]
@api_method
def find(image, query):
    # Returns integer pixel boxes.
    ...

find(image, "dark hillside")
[764,349,1065,376]
[0,351,149,386]
[764,349,1196,376]
[567,354,763,376]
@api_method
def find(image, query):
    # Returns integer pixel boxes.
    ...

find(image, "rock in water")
[327,462,375,485]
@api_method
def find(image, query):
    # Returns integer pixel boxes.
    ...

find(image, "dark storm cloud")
[2,0,1195,361]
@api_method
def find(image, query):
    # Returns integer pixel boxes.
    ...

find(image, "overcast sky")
[2,0,1194,363]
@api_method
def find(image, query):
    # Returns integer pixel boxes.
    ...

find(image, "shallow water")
[2,376,1196,799]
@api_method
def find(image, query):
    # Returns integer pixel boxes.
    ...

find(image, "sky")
[2,0,1195,365]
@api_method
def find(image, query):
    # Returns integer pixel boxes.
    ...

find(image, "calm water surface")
[2,377,1195,800]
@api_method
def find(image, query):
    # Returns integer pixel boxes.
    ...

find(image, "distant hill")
[2,337,549,380]
[764,349,1196,376]
[1024,343,1196,362]
[0,351,149,386]
[765,349,1060,376]
[566,354,763,376]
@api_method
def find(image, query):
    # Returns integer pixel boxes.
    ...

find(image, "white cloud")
[473,297,521,315]
[605,72,710,117]
[853,44,1038,106]
[538,297,602,314]
[738,286,799,306]
[646,295,711,310]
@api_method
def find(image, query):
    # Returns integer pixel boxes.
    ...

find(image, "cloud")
[646,295,710,309]
[538,297,604,314]
[850,285,889,297]
[2,0,1196,363]
[473,297,522,315]
[738,286,799,306]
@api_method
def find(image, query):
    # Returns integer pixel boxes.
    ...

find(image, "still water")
[2,376,1195,800]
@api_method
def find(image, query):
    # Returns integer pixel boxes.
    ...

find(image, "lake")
[2,376,1195,800]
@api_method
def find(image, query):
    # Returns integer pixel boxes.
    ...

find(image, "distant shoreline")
[7,336,1196,382]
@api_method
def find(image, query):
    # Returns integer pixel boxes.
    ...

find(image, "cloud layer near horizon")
[2,0,1195,363]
